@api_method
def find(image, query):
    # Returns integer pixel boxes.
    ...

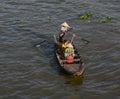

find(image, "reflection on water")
[64,75,84,86]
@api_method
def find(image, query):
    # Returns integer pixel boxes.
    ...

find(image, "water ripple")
[0,0,120,99]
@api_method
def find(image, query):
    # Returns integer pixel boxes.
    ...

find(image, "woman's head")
[61,22,70,32]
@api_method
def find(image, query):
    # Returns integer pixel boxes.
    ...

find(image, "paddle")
[71,34,76,43]
[70,33,90,44]
[34,40,46,47]
[78,36,90,44]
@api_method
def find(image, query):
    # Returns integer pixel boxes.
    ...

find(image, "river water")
[0,0,120,99]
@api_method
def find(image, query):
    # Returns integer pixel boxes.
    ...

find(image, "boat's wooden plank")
[61,59,81,63]
[54,34,61,45]
[56,53,63,64]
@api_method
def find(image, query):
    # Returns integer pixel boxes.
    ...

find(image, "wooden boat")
[54,34,85,76]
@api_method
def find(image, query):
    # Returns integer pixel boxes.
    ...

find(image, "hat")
[66,42,73,48]
[61,22,70,27]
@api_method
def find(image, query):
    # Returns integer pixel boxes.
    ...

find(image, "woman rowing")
[59,22,72,43]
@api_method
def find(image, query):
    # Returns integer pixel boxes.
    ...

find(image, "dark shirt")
[59,31,67,42]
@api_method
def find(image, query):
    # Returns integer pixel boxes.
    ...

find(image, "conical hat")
[67,43,73,48]
[61,22,70,27]
[65,42,73,48]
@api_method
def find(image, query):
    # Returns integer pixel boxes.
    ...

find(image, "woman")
[63,41,75,58]
[59,22,71,42]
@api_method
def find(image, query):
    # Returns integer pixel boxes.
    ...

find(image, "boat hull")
[54,35,85,76]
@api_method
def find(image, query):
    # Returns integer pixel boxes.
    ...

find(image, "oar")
[70,33,90,44]
[71,34,76,43]
[72,34,90,44]
[34,40,46,47]
[78,36,90,44]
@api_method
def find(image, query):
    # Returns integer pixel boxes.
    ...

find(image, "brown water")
[0,0,120,99]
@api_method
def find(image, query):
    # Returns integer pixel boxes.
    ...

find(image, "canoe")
[54,34,85,76]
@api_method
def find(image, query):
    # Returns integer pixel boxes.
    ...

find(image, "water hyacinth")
[47,16,51,20]
[17,19,27,24]
[106,16,112,21]
[86,12,93,17]
[78,12,93,20]
[99,16,112,23]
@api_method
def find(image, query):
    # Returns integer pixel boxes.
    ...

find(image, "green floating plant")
[47,16,51,20]
[78,12,93,20]
[86,12,93,17]
[79,15,88,20]
[17,19,26,24]
[99,16,112,23]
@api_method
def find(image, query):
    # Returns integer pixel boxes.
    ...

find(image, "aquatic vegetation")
[47,16,51,20]
[99,16,112,23]
[17,19,27,24]
[77,11,112,23]
[78,12,93,20]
